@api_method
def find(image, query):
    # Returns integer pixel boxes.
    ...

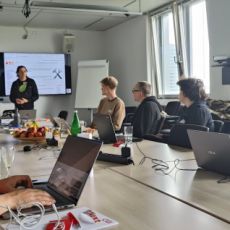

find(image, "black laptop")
[93,113,142,144]
[187,130,230,175]
[93,114,118,144]
[33,135,102,208]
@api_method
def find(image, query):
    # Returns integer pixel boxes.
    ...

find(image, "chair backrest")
[213,120,224,133]
[122,106,137,124]
[168,123,209,148]
[221,121,230,134]
[58,110,68,121]
[164,101,181,116]
[2,109,15,118]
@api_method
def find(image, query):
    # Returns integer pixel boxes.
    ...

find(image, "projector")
[213,56,230,64]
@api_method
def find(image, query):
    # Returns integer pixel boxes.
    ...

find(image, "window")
[151,0,209,97]
[185,0,210,93]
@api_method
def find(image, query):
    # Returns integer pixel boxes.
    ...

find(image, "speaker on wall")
[63,34,75,53]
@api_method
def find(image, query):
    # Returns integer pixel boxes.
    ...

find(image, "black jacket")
[132,96,162,138]
[10,77,39,110]
[179,101,214,131]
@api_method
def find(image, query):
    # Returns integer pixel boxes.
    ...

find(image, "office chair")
[164,101,181,115]
[2,109,15,118]
[213,120,224,133]
[162,101,182,129]
[145,123,209,148]
[167,123,209,148]
[58,110,68,121]
[221,121,230,134]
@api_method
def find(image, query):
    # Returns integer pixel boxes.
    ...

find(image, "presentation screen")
[0,52,72,96]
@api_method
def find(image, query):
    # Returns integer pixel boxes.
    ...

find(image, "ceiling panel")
[0,0,172,30]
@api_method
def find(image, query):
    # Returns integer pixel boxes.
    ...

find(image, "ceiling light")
[30,1,142,16]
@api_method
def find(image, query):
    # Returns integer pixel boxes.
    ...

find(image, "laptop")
[93,114,142,144]
[19,109,36,120]
[33,135,102,208]
[187,130,230,175]
[93,114,118,144]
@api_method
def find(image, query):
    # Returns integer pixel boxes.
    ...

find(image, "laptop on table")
[33,135,102,208]
[19,109,36,120]
[93,114,118,144]
[93,113,142,144]
[187,130,230,176]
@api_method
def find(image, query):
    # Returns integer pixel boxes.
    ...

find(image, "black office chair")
[164,101,181,115]
[213,120,224,133]
[162,101,182,129]
[2,109,15,118]
[145,123,209,148]
[58,110,68,121]
[167,123,209,148]
[221,121,230,134]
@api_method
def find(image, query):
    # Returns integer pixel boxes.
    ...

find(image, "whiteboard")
[75,60,109,108]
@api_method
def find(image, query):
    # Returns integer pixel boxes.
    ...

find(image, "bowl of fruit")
[13,126,46,142]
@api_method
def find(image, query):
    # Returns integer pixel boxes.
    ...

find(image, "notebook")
[19,109,36,120]
[33,136,102,208]
[187,130,230,175]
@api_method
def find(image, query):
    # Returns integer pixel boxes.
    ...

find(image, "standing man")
[10,65,39,110]
[132,81,162,138]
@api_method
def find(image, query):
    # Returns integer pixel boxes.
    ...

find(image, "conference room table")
[1,134,230,229]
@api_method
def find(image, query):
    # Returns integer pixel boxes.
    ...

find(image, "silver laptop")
[187,130,230,175]
[19,109,36,120]
[33,135,102,208]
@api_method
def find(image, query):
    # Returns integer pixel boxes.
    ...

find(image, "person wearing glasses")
[132,81,162,138]
[10,65,39,110]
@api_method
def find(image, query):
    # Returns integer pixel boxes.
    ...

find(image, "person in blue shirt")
[177,78,214,131]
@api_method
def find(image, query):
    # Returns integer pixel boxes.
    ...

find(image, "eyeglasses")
[132,89,140,93]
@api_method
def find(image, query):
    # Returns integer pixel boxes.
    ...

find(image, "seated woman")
[177,78,214,131]
[0,175,55,215]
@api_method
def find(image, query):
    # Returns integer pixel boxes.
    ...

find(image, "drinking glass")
[124,126,133,144]
[0,147,9,179]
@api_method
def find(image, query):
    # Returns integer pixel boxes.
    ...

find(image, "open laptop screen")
[48,136,102,202]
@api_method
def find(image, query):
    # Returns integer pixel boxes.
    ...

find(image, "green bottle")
[71,110,81,136]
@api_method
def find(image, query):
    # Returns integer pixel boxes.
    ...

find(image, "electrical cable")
[135,143,197,175]
[0,203,64,230]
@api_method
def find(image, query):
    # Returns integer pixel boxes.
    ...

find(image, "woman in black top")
[177,78,214,131]
[10,66,39,110]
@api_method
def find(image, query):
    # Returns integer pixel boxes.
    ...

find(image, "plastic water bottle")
[71,110,81,136]
[12,108,21,127]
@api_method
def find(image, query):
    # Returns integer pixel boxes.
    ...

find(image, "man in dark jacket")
[10,65,39,110]
[177,78,214,131]
[132,81,162,138]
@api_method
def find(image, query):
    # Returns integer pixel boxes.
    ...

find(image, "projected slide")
[4,53,66,95]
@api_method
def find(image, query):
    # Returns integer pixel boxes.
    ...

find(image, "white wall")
[206,0,230,100]
[105,16,150,106]
[0,26,106,123]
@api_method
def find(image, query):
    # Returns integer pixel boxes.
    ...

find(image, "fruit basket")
[16,136,46,142]
[12,126,46,142]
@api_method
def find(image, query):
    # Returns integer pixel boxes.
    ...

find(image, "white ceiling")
[0,0,172,31]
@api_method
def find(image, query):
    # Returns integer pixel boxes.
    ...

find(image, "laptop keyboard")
[33,183,72,206]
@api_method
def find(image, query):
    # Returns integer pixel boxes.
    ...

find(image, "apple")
[19,131,27,138]
[36,131,43,137]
